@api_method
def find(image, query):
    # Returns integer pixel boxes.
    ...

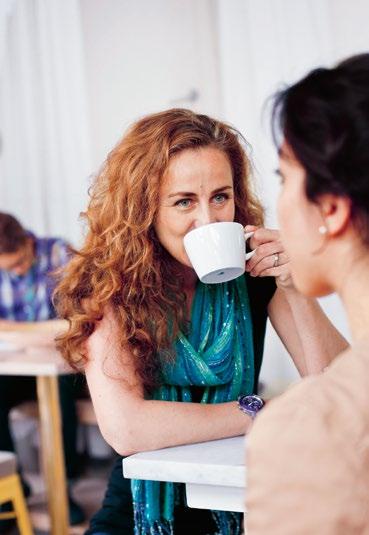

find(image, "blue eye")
[175,198,192,208]
[213,193,228,204]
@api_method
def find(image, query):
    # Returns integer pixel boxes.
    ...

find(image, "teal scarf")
[131,276,255,534]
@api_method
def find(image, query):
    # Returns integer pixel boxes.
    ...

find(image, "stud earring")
[318,225,328,235]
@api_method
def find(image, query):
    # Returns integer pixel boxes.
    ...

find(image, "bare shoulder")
[85,306,143,395]
[83,307,145,453]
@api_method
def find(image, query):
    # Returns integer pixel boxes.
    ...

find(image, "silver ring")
[273,254,279,268]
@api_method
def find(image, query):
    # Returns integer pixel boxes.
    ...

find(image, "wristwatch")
[238,394,264,419]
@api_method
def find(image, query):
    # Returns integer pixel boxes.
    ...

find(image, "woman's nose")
[193,205,217,228]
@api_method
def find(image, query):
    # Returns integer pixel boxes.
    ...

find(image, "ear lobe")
[318,194,352,236]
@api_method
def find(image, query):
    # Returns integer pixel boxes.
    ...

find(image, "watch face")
[239,395,264,415]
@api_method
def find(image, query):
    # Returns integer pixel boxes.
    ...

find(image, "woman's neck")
[337,251,369,343]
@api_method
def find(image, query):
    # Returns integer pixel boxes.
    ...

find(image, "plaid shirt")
[0,233,71,321]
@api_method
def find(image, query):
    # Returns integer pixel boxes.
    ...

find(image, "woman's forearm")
[85,313,253,456]
[95,397,251,456]
[283,289,349,374]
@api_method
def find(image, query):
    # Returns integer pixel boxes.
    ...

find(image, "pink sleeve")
[246,349,369,534]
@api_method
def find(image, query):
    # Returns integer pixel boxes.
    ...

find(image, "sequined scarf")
[131,276,254,534]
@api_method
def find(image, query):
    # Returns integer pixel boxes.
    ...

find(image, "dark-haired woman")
[54,109,347,535]
[247,53,369,534]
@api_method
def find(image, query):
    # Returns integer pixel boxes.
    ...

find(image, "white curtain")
[0,0,15,73]
[215,0,369,390]
[0,0,92,245]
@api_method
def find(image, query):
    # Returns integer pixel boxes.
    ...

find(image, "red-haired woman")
[55,109,347,535]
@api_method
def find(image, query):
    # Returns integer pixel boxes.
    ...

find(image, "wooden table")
[123,435,246,513]
[0,346,70,535]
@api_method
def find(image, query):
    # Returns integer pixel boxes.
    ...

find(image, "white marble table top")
[0,346,69,376]
[123,435,246,488]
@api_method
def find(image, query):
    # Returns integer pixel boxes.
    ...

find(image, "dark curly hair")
[273,53,369,244]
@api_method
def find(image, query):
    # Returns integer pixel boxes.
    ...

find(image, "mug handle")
[245,231,256,261]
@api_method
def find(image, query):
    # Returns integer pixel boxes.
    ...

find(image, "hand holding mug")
[183,221,292,287]
[245,225,293,289]
[184,222,256,284]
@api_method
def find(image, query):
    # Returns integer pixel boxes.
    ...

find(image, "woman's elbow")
[99,420,143,457]
[111,441,138,457]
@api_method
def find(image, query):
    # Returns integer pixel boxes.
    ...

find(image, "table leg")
[36,375,69,535]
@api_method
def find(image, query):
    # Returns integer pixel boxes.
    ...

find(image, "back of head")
[0,213,27,254]
[273,53,369,243]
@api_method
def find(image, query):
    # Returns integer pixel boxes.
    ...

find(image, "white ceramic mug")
[183,221,255,284]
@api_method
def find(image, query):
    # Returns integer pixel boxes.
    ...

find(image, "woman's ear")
[317,194,352,237]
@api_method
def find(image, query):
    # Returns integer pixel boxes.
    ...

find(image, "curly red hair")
[54,108,264,391]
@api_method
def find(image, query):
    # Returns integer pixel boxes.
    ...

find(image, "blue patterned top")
[0,233,71,321]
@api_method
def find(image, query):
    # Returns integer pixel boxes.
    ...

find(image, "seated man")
[0,212,86,528]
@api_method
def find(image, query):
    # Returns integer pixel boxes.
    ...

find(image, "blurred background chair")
[0,450,34,535]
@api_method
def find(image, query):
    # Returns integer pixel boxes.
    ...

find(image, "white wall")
[0,0,91,245]
[79,0,222,171]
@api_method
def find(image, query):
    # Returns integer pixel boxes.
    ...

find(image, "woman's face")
[277,142,332,296]
[155,146,235,267]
